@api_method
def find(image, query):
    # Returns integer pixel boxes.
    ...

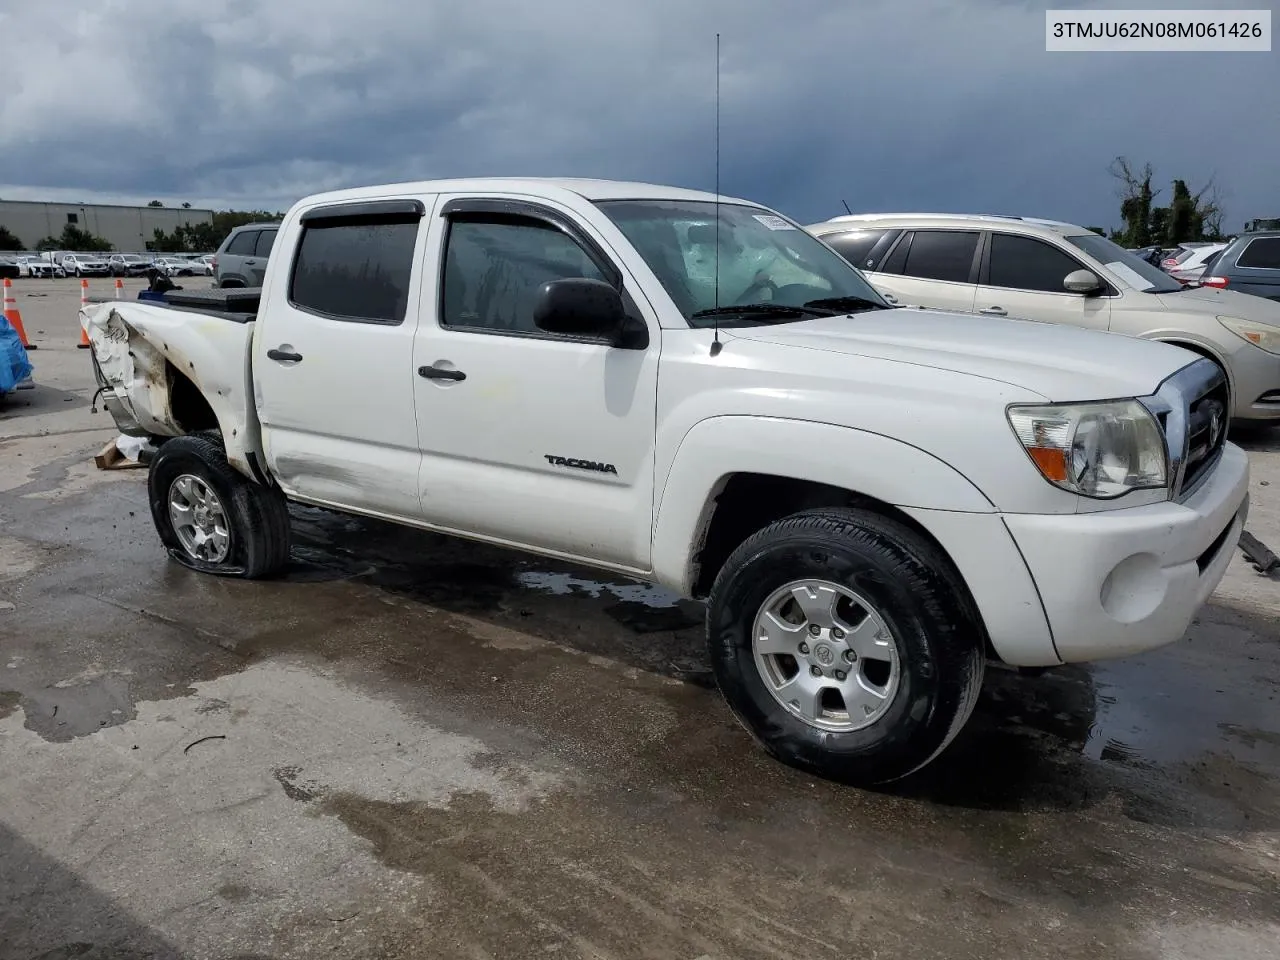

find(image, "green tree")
[0,225,25,250]
[1084,226,1106,235]
[149,227,186,253]
[35,236,61,251]
[1108,156,1224,246]
[147,200,165,207]
[58,224,112,251]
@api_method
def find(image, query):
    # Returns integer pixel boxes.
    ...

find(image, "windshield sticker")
[752,214,796,231]
[1105,261,1156,291]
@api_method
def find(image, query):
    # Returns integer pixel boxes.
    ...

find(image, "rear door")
[409,195,660,571]
[248,228,277,286]
[220,229,259,285]
[973,231,1111,331]
[864,229,980,312]
[255,197,432,519]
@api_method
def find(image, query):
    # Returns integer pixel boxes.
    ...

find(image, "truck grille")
[1141,358,1229,502]
[1182,381,1229,495]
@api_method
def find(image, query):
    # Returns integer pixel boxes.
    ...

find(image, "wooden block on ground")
[94,439,146,471]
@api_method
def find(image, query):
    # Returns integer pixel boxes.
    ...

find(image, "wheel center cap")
[814,643,835,666]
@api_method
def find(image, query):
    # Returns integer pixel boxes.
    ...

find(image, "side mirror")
[1064,269,1102,294]
[533,278,646,348]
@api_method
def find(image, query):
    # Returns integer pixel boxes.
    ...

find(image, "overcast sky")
[0,0,1273,231]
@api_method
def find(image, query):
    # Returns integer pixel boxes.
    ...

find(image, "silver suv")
[214,222,279,288]
[1200,231,1280,303]
[807,213,1280,421]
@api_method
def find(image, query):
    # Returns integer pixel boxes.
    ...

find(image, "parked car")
[1128,245,1164,267]
[152,256,199,278]
[214,222,278,287]
[1199,231,1280,302]
[1161,243,1217,272]
[109,254,152,277]
[807,213,1280,421]
[62,253,111,277]
[1166,243,1229,286]
[20,255,64,278]
[81,177,1248,786]
[0,257,20,280]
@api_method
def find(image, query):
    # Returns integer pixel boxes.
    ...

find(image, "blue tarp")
[0,315,33,393]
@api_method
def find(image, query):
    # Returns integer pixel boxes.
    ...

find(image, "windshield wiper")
[803,296,890,313]
[690,302,829,320]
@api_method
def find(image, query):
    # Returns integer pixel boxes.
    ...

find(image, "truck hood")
[1153,285,1280,327]
[724,307,1191,402]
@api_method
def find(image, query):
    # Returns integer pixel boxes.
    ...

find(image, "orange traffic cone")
[77,279,91,348]
[114,277,123,299]
[2,277,35,350]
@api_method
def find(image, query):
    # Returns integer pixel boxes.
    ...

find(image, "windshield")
[1065,233,1182,293]
[596,199,889,326]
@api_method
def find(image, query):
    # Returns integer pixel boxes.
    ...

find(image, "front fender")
[650,415,996,594]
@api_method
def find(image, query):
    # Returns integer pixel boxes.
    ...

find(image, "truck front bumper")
[1004,442,1248,664]
[906,443,1249,667]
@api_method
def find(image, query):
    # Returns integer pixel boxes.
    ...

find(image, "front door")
[255,198,431,519]
[973,232,1112,331]
[411,195,660,571]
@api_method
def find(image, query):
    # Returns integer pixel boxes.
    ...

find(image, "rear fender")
[81,302,263,478]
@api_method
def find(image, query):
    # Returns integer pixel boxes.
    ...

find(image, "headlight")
[1007,400,1167,499]
[1218,316,1280,355]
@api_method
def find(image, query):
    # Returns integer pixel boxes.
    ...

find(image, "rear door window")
[288,217,420,324]
[1238,237,1280,269]
[226,230,258,256]
[255,229,278,258]
[900,230,979,283]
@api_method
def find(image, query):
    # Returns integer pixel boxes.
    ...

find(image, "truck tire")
[147,433,291,579]
[706,507,985,786]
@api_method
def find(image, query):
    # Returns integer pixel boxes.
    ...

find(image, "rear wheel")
[707,507,985,786]
[148,434,291,579]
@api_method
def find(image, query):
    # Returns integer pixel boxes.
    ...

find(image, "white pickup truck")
[82,178,1250,785]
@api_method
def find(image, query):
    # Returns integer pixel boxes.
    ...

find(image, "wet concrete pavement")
[3,279,1280,959]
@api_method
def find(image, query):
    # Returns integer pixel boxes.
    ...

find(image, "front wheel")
[148,434,291,579]
[707,507,985,786]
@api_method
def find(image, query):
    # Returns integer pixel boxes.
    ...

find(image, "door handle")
[418,365,466,382]
[267,347,303,363]
[979,306,1008,316]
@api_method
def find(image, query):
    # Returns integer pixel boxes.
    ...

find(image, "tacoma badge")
[544,455,618,475]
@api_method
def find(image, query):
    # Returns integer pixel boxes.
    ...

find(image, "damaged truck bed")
[82,287,265,477]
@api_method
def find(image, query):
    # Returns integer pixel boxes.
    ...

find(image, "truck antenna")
[711,32,724,358]
[842,199,852,215]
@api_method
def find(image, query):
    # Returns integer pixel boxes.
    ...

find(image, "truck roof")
[293,177,753,209]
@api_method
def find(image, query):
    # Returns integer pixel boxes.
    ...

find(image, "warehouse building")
[0,200,215,252]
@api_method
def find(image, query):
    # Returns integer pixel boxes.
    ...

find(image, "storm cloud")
[0,0,1273,230]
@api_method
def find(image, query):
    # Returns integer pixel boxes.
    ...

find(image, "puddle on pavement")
[19,674,136,742]
[1084,652,1280,768]
[284,504,703,634]
[514,571,679,607]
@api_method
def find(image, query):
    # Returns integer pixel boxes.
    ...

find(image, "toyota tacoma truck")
[80,178,1250,786]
